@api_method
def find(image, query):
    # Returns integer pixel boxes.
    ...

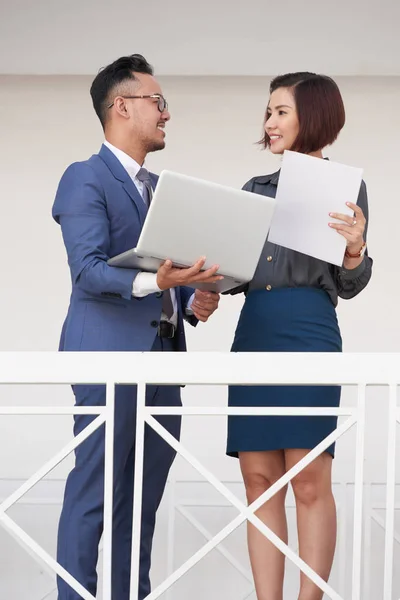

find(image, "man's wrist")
[132,272,161,297]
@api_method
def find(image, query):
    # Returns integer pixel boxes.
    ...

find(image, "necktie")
[136,168,174,319]
[136,167,153,207]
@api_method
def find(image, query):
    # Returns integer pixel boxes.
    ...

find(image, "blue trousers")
[57,336,181,599]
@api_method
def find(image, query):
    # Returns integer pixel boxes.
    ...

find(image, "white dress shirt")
[104,141,194,325]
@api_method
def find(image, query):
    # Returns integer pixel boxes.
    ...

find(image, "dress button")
[266,285,272,291]
[155,292,163,298]
[150,320,159,328]
[267,256,273,262]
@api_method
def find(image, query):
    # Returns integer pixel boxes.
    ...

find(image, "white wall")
[1,0,399,76]
[0,75,399,598]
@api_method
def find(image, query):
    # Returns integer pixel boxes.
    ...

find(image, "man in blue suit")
[53,54,221,600]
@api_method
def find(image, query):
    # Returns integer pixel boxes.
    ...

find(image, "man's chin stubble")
[147,140,165,153]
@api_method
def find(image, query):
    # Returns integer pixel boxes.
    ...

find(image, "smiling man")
[52,54,220,600]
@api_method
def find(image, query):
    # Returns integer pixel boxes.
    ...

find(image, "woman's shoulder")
[242,170,280,191]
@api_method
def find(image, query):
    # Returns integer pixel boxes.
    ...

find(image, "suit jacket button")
[151,320,158,328]
[155,292,163,298]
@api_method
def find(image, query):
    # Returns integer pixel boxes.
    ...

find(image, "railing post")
[103,382,115,600]
[363,482,372,600]
[352,383,367,600]
[338,482,348,597]
[384,384,397,599]
[130,382,147,600]
[166,476,176,600]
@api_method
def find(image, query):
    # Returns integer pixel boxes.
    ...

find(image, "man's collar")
[103,140,143,180]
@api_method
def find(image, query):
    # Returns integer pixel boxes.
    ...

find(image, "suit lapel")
[150,173,159,189]
[122,178,148,225]
[98,144,148,226]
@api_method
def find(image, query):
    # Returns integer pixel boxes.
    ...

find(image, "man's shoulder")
[59,151,108,185]
[66,151,102,172]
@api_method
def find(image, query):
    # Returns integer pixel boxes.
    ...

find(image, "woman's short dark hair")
[259,72,346,154]
[90,54,153,129]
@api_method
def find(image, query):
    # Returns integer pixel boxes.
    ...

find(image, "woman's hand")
[328,202,366,255]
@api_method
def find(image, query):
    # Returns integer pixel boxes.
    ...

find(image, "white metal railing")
[163,479,357,600]
[0,479,398,600]
[0,351,399,600]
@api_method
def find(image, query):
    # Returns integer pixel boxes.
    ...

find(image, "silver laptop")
[107,170,276,293]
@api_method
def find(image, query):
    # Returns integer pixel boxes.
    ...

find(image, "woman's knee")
[291,464,332,506]
[240,454,287,504]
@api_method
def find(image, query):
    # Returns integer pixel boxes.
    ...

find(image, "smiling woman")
[261,72,346,156]
[226,71,372,600]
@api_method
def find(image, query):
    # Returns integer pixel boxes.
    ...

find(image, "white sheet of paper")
[268,151,363,266]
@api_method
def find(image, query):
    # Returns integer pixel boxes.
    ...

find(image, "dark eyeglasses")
[107,94,168,112]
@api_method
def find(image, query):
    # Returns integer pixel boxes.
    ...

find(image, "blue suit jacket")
[53,144,196,352]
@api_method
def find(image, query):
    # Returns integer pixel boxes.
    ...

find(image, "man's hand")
[156,257,223,291]
[191,289,220,322]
